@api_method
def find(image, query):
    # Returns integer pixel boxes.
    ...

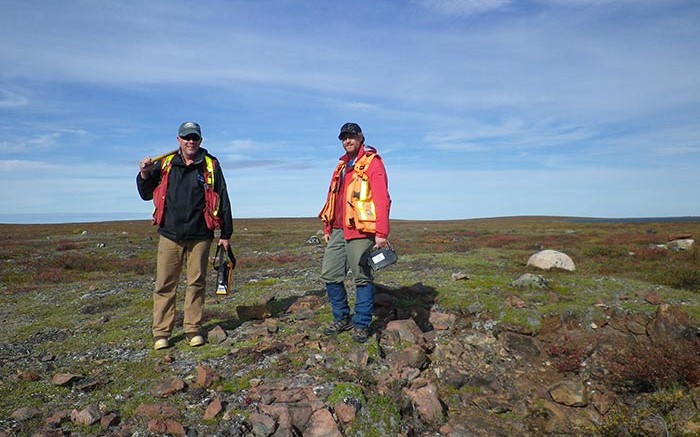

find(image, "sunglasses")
[180,135,201,142]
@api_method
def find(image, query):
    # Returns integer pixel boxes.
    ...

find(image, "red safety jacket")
[319,145,390,240]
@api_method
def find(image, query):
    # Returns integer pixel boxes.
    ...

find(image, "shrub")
[547,343,587,374]
[633,246,669,261]
[484,235,523,248]
[603,335,700,392]
[55,240,78,251]
[34,267,64,283]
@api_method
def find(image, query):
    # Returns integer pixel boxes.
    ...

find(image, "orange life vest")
[152,153,222,230]
[319,152,377,233]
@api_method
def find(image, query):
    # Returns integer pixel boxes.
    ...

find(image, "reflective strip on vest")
[344,153,377,233]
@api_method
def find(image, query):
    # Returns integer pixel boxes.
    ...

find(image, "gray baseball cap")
[178,121,202,137]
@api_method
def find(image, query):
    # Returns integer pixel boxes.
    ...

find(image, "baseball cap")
[338,122,362,139]
[178,121,202,138]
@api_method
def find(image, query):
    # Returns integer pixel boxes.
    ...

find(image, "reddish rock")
[286,295,325,313]
[45,410,70,427]
[196,366,220,388]
[334,402,357,425]
[249,412,277,436]
[100,412,119,429]
[305,407,342,437]
[385,319,425,345]
[70,403,101,426]
[403,380,444,424]
[134,403,180,419]
[51,373,81,386]
[644,291,663,305]
[203,397,223,420]
[207,325,227,344]
[11,407,42,421]
[428,310,456,330]
[549,381,588,407]
[148,419,186,436]
[18,370,40,381]
[151,377,186,397]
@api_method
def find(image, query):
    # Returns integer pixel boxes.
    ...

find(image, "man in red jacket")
[318,122,391,343]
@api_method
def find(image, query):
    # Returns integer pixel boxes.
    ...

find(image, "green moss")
[347,394,402,437]
[327,382,366,405]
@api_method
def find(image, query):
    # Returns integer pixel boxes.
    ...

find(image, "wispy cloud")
[412,0,511,16]
[0,0,698,220]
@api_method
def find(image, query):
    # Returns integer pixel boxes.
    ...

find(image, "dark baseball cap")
[178,121,202,138]
[338,122,362,139]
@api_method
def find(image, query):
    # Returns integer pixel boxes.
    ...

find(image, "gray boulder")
[527,250,575,271]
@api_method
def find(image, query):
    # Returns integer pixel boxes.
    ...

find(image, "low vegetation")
[1,216,699,435]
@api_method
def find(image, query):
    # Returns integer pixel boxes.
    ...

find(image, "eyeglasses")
[180,135,201,142]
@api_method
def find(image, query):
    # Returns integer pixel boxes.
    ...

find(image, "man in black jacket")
[137,121,233,350]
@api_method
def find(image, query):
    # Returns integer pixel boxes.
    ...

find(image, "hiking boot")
[351,327,371,343]
[153,337,170,350]
[323,317,352,335]
[187,334,205,347]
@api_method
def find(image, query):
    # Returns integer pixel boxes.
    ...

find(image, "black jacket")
[137,148,233,241]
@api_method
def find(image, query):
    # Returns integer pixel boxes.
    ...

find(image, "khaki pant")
[321,229,374,286]
[152,236,212,338]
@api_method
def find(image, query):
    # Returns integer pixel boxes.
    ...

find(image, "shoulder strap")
[203,155,216,189]
[353,152,376,178]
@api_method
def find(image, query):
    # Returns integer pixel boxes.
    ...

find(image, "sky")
[1,0,699,223]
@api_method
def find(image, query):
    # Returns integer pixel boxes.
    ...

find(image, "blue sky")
[1,0,699,223]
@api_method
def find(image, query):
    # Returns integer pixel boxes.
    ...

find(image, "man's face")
[178,134,202,160]
[340,133,362,156]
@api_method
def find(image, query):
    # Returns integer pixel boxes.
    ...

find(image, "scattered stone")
[196,366,220,389]
[384,319,426,345]
[237,304,271,320]
[51,373,82,386]
[305,407,342,437]
[46,410,70,427]
[18,370,40,381]
[286,295,325,313]
[668,238,694,251]
[334,402,357,425]
[504,294,527,308]
[207,325,227,344]
[549,381,588,407]
[151,377,186,397]
[527,250,576,271]
[451,271,469,281]
[249,412,276,437]
[428,310,456,330]
[71,403,101,426]
[134,403,180,419]
[644,291,663,305]
[11,407,42,421]
[648,303,693,345]
[203,396,223,420]
[148,419,186,436]
[512,273,549,288]
[386,344,428,371]
[500,332,540,358]
[591,391,616,415]
[403,379,444,424]
[100,412,119,429]
[265,318,279,333]
[668,233,692,241]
